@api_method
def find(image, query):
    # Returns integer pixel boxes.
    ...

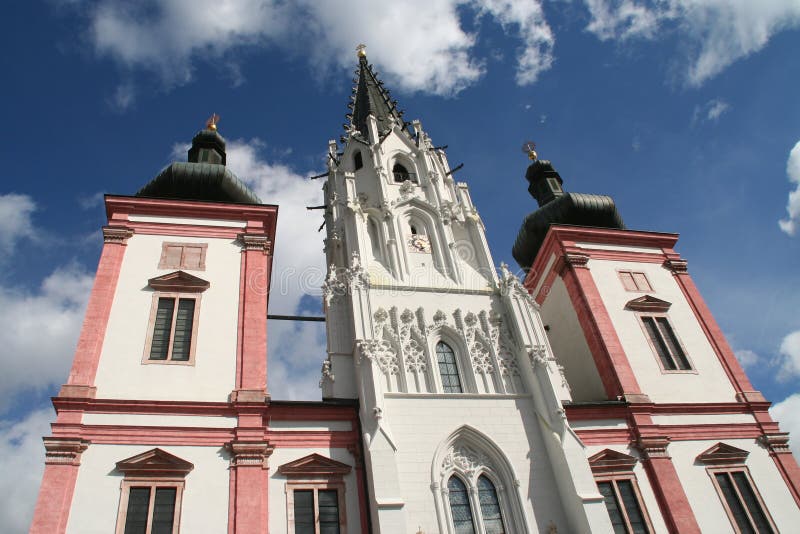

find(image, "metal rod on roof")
[309,171,329,179]
[306,205,327,210]
[267,314,326,322]
[445,163,464,176]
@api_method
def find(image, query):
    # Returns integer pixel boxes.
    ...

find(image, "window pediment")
[148,270,210,293]
[588,449,638,473]
[115,448,194,477]
[696,442,750,464]
[625,295,671,312]
[278,453,352,477]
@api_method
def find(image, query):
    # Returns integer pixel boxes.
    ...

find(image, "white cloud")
[222,139,328,399]
[770,393,800,456]
[0,265,93,410]
[79,0,553,98]
[776,330,800,381]
[0,193,37,255]
[779,140,800,236]
[582,1,800,86]
[0,408,53,534]
[691,98,730,125]
[734,349,759,368]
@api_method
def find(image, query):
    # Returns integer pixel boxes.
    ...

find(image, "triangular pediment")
[696,443,750,464]
[278,453,352,476]
[116,448,194,476]
[148,270,210,292]
[588,449,638,473]
[625,295,671,312]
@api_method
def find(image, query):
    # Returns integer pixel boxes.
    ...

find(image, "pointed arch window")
[478,476,506,534]
[448,476,475,533]
[393,163,416,183]
[437,341,463,393]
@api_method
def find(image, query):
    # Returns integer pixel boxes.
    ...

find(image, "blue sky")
[2,1,800,530]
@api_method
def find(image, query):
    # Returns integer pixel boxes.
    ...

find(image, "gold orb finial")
[356,44,367,58]
[522,140,538,161]
[206,113,220,131]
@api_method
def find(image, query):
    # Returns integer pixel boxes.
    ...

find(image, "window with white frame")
[589,449,654,534]
[143,271,209,365]
[436,341,463,393]
[278,453,351,534]
[114,448,193,534]
[697,443,776,534]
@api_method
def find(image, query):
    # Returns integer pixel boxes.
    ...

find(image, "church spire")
[348,44,406,141]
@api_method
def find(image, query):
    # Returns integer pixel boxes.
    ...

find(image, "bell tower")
[318,47,614,534]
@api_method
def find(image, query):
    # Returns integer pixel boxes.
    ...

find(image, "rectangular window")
[291,489,340,534]
[618,271,652,292]
[159,243,207,271]
[713,470,775,534]
[598,480,650,534]
[641,315,692,371]
[144,294,200,365]
[121,485,178,534]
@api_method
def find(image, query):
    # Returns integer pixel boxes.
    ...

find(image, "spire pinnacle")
[347,47,407,141]
[522,141,538,161]
[206,113,220,131]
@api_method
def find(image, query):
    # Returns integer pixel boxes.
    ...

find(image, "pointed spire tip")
[356,44,367,58]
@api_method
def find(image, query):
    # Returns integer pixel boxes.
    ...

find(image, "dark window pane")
[354,151,363,170]
[150,298,175,360]
[716,473,755,534]
[478,476,505,534]
[124,487,151,534]
[319,490,340,534]
[437,342,463,393]
[294,490,315,534]
[732,472,773,534]
[642,317,675,370]
[656,318,691,370]
[171,299,195,361]
[617,480,648,534]
[448,477,475,534]
[151,488,176,534]
[598,482,627,534]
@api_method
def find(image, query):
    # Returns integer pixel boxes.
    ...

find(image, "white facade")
[319,112,614,533]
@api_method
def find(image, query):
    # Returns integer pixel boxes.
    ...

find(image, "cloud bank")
[779,140,800,236]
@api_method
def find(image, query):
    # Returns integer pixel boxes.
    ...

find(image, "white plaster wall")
[588,259,737,403]
[540,276,607,401]
[268,447,363,534]
[67,444,229,534]
[668,439,800,532]
[82,413,237,428]
[381,397,570,534]
[583,444,669,533]
[94,232,242,402]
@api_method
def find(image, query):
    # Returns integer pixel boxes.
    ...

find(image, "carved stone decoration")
[319,359,335,388]
[239,234,272,254]
[663,257,689,273]
[358,339,399,375]
[439,202,455,225]
[759,433,792,454]
[399,179,416,199]
[636,436,671,459]
[43,437,90,465]
[442,444,492,478]
[460,311,493,375]
[528,345,549,368]
[399,308,427,373]
[227,441,274,467]
[432,310,448,329]
[344,252,370,288]
[498,263,537,308]
[490,315,521,378]
[102,226,134,244]
[322,265,347,306]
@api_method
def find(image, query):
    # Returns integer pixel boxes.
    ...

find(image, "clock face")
[408,234,431,253]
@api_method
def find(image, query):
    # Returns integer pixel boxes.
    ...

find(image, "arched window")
[368,218,382,260]
[437,341,462,393]
[478,476,506,534]
[448,476,476,533]
[354,150,363,170]
[393,163,416,183]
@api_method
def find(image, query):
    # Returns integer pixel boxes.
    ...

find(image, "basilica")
[30,48,800,533]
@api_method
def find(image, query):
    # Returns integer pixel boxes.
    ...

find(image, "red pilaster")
[233,234,272,402]
[227,438,272,534]
[559,251,648,402]
[29,438,89,534]
[759,433,800,507]
[61,226,132,397]
[636,436,701,534]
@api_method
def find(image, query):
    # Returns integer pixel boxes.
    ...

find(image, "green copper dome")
[136,127,261,204]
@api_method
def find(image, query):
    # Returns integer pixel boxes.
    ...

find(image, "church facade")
[29,49,800,533]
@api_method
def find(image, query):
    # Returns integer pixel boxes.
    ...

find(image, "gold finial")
[356,44,367,58]
[206,113,220,131]
[522,140,538,161]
